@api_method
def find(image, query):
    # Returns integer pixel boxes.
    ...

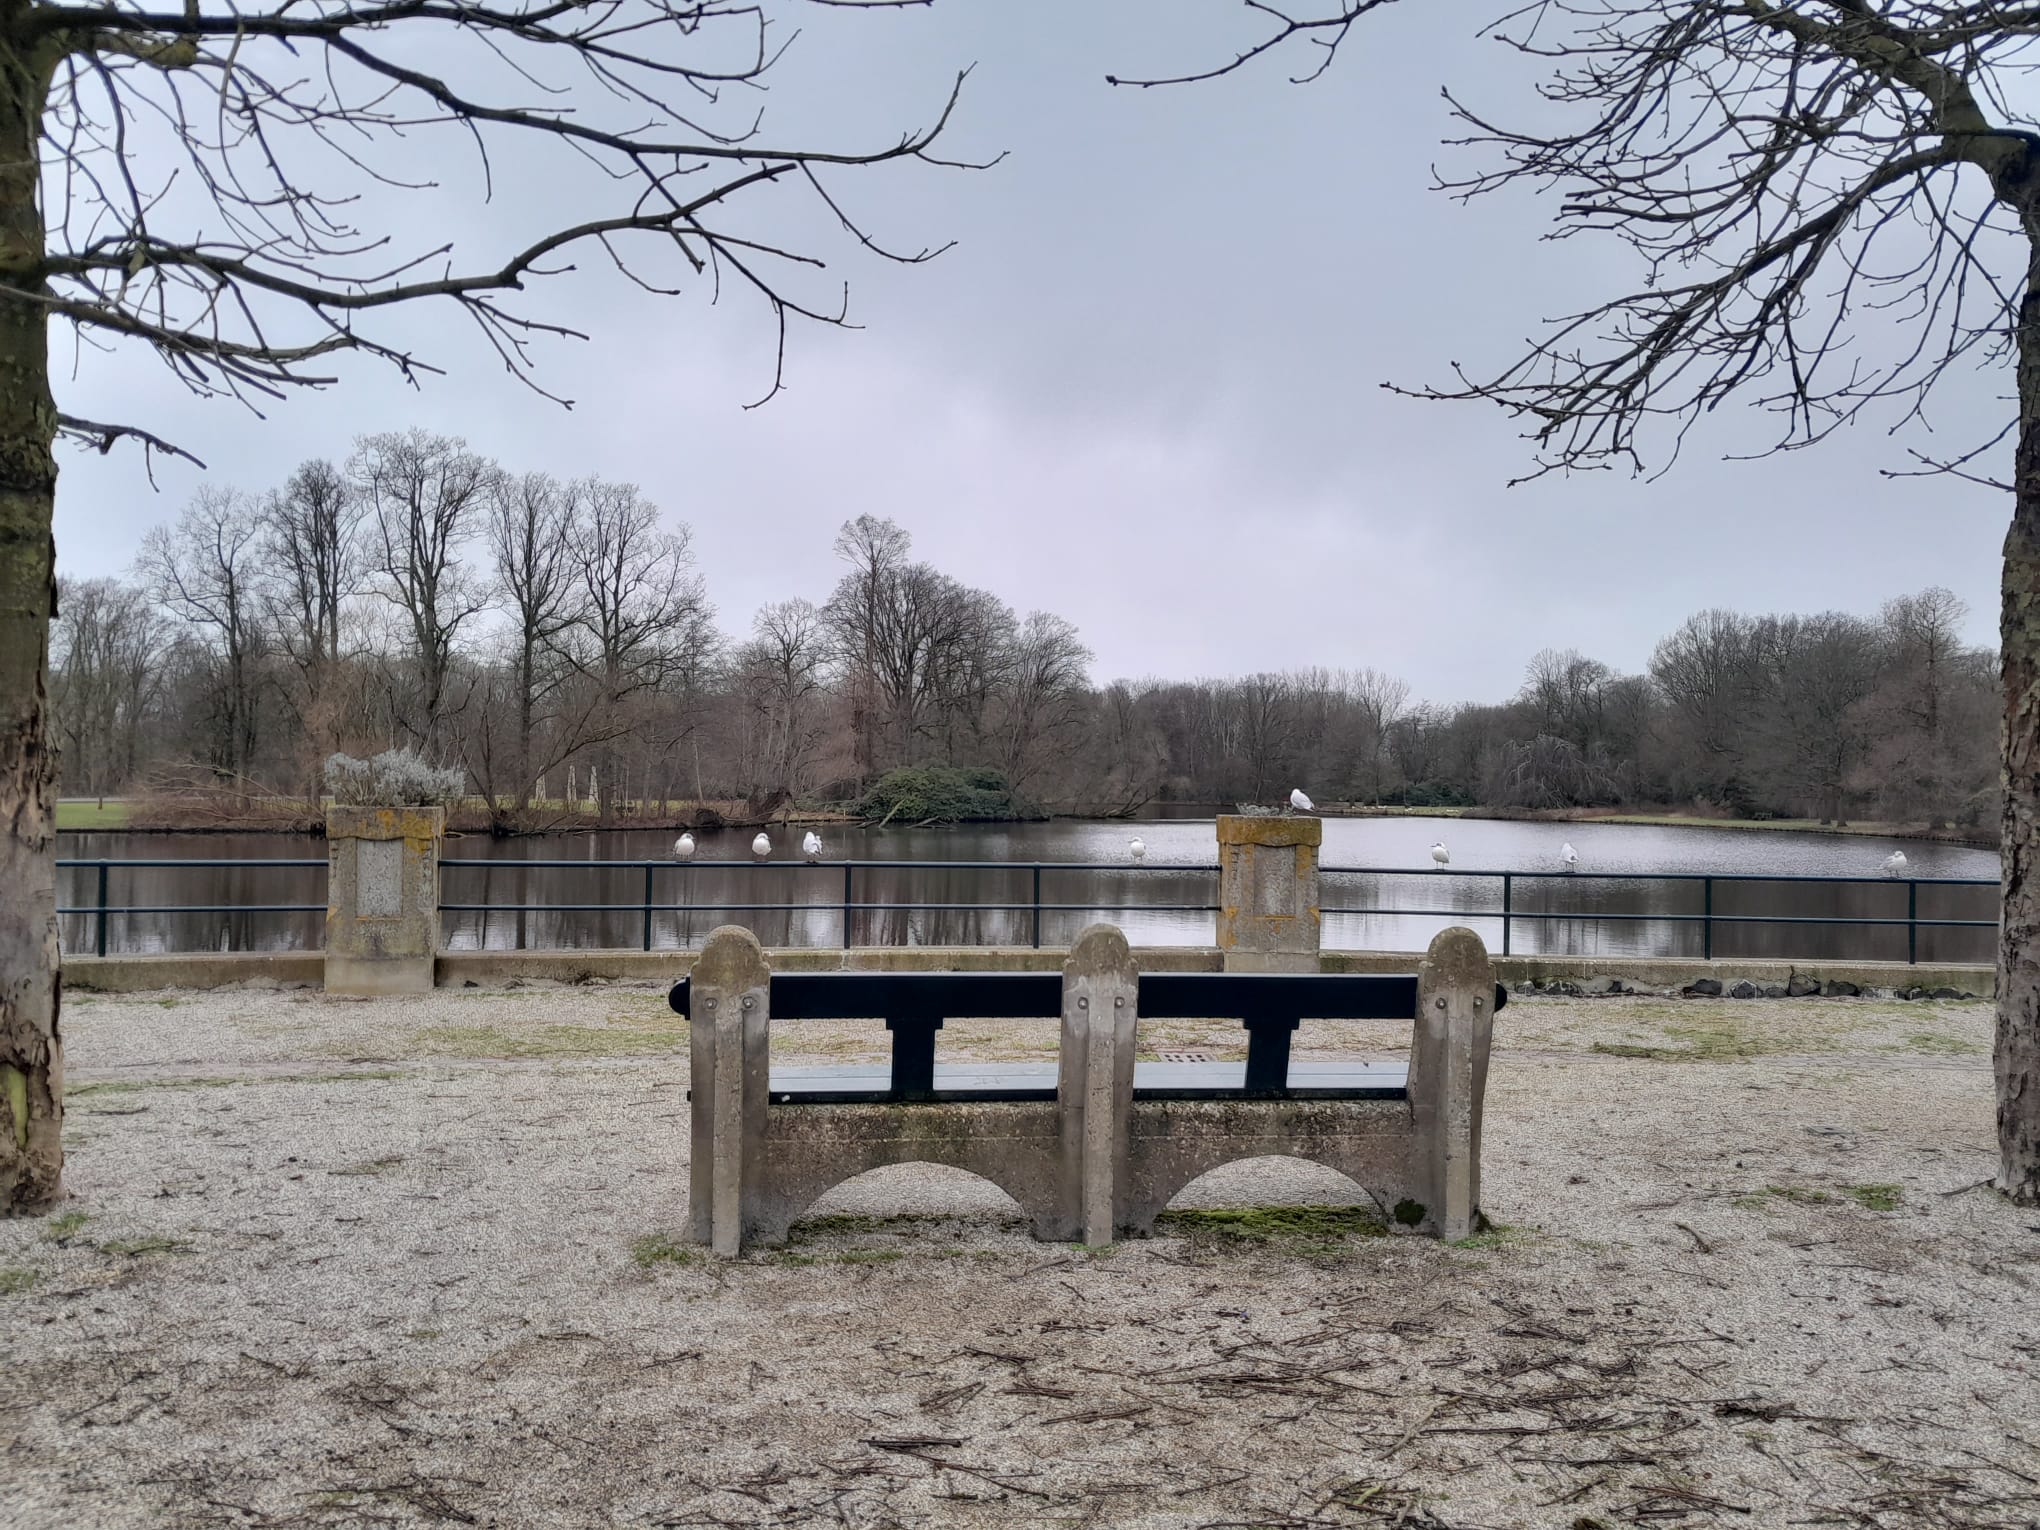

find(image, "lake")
[55,817,1999,964]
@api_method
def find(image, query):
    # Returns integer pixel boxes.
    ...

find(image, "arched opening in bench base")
[747,1151,1068,1247]
[1126,1142,1425,1239]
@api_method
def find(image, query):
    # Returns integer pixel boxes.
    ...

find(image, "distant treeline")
[51,430,1997,831]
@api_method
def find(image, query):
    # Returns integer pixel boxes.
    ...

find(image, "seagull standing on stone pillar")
[1289,788,1315,814]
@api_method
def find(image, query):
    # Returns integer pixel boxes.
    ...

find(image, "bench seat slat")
[737,1059,1410,1105]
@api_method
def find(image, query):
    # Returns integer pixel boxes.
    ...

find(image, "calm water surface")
[56,817,1998,962]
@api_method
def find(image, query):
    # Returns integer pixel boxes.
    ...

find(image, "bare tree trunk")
[0,38,63,1212]
[1999,237,2040,1205]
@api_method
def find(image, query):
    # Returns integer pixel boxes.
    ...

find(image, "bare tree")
[0,0,974,1210]
[137,487,266,787]
[1128,0,2040,1197]
[474,471,582,823]
[260,459,363,791]
[352,431,494,758]
[50,576,163,797]
[995,611,1092,793]
[568,480,708,823]
[1346,667,1411,803]
[744,598,830,801]
[825,515,914,787]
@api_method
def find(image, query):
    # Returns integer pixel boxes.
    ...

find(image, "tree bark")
[0,30,63,1212]
[2000,231,2040,1205]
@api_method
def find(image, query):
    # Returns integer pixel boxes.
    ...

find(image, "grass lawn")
[54,800,132,830]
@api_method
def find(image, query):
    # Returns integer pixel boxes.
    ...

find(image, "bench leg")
[1409,926,1495,1242]
[1057,923,1140,1245]
[688,926,773,1256]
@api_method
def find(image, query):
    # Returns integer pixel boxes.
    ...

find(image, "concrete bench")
[670,922,1500,1255]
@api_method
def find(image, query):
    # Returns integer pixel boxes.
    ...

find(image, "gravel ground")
[1,984,2036,1529]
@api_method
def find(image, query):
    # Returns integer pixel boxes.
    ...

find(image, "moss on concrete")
[1844,1183,1904,1211]
[0,1267,37,1295]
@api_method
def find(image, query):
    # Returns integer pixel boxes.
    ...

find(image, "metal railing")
[54,855,2000,962]
[1317,867,2000,965]
[55,857,328,957]
[437,858,1221,951]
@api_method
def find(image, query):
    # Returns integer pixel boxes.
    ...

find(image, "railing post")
[843,863,854,950]
[325,806,443,994]
[1215,814,1322,972]
[1702,877,1714,960]
[1907,879,1918,965]
[1500,871,1512,957]
[95,860,109,958]
[1032,864,1043,949]
[642,863,654,952]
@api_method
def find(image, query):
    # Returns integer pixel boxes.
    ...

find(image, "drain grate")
[1156,1050,1214,1064]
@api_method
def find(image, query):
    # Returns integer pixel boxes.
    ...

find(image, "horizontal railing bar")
[1319,865,1996,887]
[55,859,329,869]
[1323,907,1998,928]
[438,858,1226,873]
[58,904,326,915]
[441,901,1228,915]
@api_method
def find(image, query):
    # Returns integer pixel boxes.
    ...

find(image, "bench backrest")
[667,968,1506,1098]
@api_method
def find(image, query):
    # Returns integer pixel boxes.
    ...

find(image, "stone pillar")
[1407,925,1495,1242]
[324,806,443,996]
[687,926,772,1257]
[1215,814,1321,973]
[1055,923,1140,1246]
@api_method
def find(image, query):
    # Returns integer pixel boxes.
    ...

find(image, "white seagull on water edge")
[1561,841,1579,871]
[1129,837,1146,862]
[1883,849,1909,878]
[672,832,695,860]
[1431,841,1450,869]
[1289,788,1315,814]
[803,831,824,862]
[752,831,772,859]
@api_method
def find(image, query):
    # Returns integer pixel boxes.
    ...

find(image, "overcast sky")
[49,0,2009,702]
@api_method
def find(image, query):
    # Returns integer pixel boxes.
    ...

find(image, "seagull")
[1430,841,1450,870]
[802,831,824,862]
[1289,788,1315,814]
[1129,837,1146,862]
[672,832,695,860]
[752,831,771,860]
[1883,849,1909,878]
[1561,841,1579,872]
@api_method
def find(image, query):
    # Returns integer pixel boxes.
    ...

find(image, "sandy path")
[0,987,2035,1529]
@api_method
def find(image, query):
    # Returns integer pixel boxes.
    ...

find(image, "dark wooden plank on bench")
[747,1060,1410,1105]
[671,972,1062,1096]
[1138,974,1507,1090]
